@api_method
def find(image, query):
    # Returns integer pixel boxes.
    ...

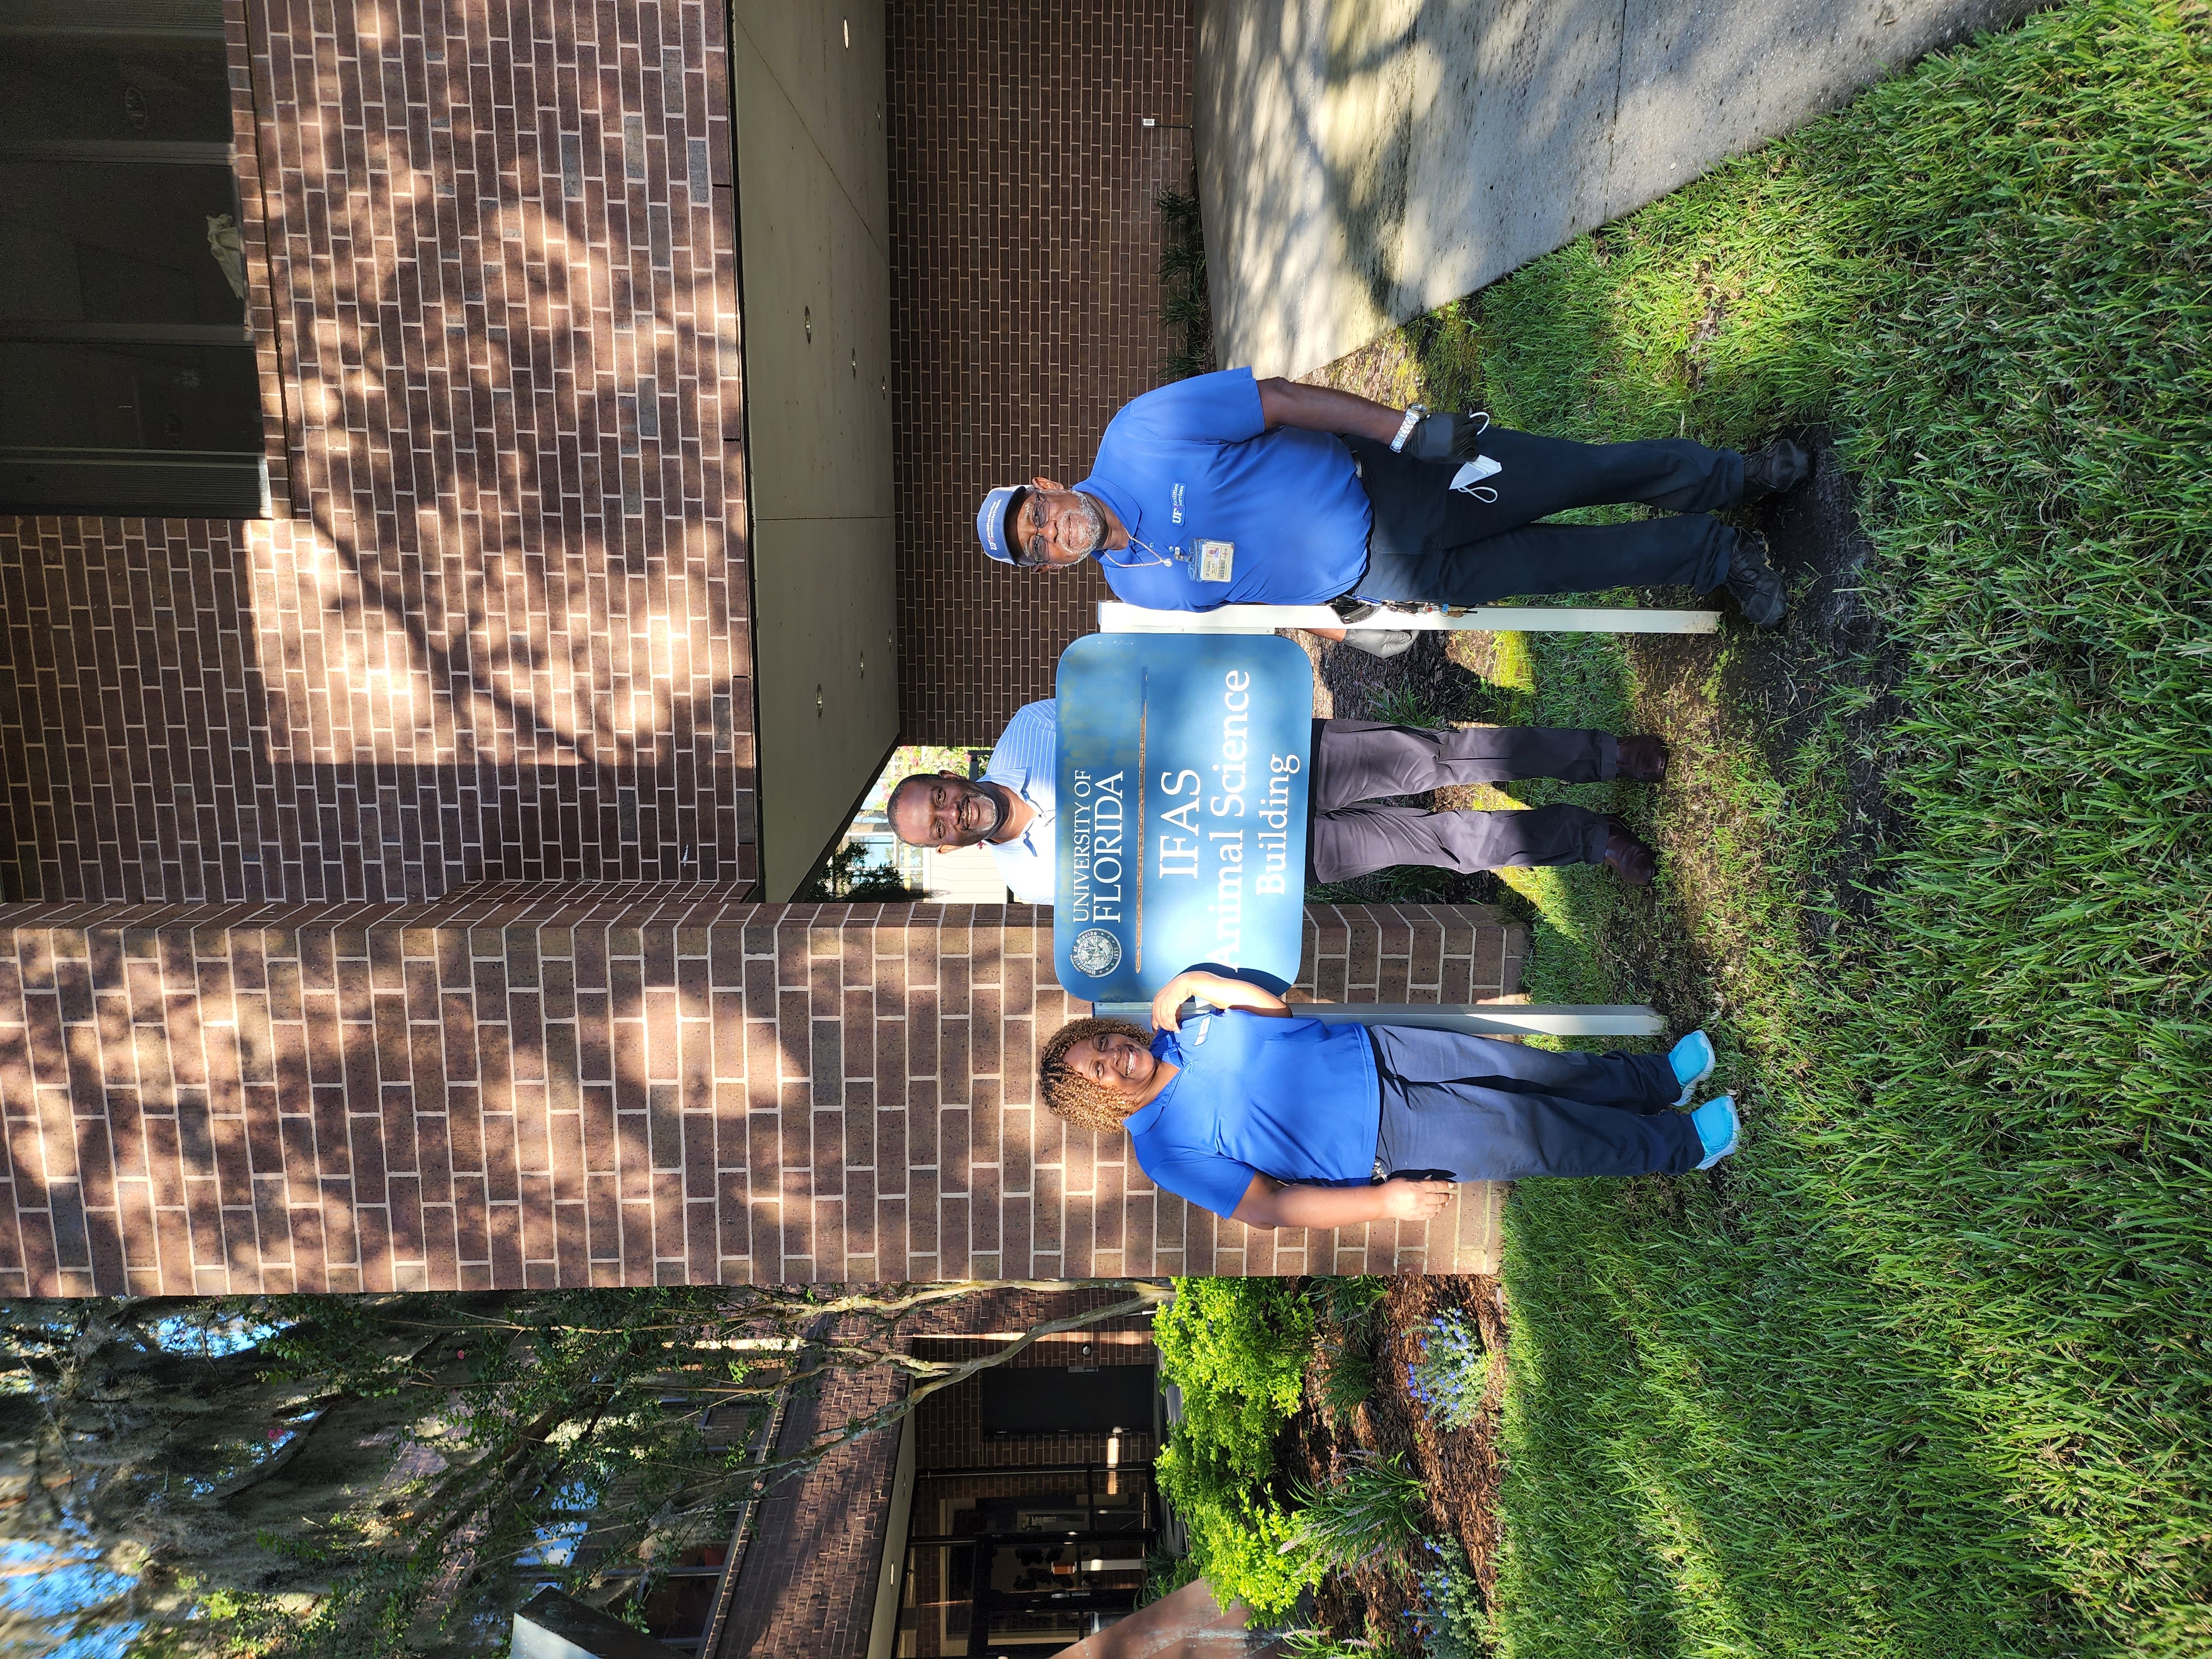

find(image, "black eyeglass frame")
[1006,486,1051,568]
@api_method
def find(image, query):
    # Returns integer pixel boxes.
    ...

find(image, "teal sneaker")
[1669,1030,1717,1107]
[1690,1095,1740,1170]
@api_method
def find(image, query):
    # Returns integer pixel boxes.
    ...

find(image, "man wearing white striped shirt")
[888,700,1671,902]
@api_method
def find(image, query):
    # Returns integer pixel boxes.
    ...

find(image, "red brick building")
[515,1286,1251,1659]
[0,0,1522,1299]
[706,1286,1169,1659]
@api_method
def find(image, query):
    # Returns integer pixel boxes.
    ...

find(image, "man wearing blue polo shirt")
[974,367,1806,626]
[887,698,1673,899]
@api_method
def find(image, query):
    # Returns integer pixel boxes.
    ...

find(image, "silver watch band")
[1389,404,1425,453]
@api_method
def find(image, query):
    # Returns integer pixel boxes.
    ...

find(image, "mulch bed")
[1280,1274,1510,1650]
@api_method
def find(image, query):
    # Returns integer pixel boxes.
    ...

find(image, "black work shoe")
[1742,437,1811,499]
[1339,629,1417,660]
[1615,735,1668,782]
[1722,530,1787,628]
[1601,817,1657,885]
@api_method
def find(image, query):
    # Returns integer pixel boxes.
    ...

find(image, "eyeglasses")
[1011,488,1051,567]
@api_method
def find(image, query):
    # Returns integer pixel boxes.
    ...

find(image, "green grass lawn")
[1328,4,2212,1653]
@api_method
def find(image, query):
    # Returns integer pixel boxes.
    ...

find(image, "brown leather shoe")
[1602,817,1656,885]
[1615,735,1668,782]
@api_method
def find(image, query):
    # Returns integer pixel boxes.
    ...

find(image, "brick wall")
[718,1349,905,1659]
[716,1285,1157,1659]
[909,1285,1159,1474]
[0,0,754,908]
[888,2,1196,745]
[0,891,1521,1296]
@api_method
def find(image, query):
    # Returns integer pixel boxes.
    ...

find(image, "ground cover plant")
[1406,1311,1490,1434]
[1299,3,2211,1654]
[1151,1275,1507,1651]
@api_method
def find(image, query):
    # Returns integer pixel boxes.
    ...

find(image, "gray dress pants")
[1308,721,1615,884]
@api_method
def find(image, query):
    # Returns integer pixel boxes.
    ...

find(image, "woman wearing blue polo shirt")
[1039,968,1739,1229]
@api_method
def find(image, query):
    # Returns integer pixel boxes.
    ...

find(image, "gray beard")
[1060,494,1107,557]
[971,783,1009,841]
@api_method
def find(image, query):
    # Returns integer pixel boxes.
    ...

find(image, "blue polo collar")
[1073,474,1142,560]
[1119,1027,1186,1134]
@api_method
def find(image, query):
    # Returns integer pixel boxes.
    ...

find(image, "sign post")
[1099,601,1720,635]
[1089,1001,1666,1036]
[1051,635,1668,1044]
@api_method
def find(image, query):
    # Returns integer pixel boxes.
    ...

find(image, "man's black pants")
[1345,427,1745,605]
[1370,1026,1702,1181]
[1309,721,1615,884]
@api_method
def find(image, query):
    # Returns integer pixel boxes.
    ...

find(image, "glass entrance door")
[896,1464,1159,1656]
[0,0,268,517]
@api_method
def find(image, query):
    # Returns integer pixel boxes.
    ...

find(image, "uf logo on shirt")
[1171,482,1186,524]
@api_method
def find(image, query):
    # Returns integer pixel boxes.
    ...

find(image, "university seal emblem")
[1068,927,1123,978]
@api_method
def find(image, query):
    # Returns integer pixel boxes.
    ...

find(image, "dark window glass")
[0,163,248,328]
[638,1575,718,1640]
[0,34,234,144]
[0,343,258,455]
[0,1,264,517]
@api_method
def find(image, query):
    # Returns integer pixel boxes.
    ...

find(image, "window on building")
[897,1463,1159,1656]
[560,1390,785,1657]
[0,0,269,518]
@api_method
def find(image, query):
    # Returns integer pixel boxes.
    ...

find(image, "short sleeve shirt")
[980,700,1058,906]
[1076,368,1373,612]
[1123,1010,1383,1219]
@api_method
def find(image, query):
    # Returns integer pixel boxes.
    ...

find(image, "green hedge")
[1152,1278,1317,1616]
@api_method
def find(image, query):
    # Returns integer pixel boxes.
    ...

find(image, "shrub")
[1305,1274,1390,1330]
[1281,1629,1391,1659]
[1283,1451,1426,1572]
[1153,1279,1319,1616]
[1406,1312,1490,1433]
[1311,1343,1375,1429]
[1139,1543,1200,1608]
[1305,1276,1387,1427]
[1156,1472,1311,1618]
[1410,1535,1489,1659]
[1153,1277,1313,1478]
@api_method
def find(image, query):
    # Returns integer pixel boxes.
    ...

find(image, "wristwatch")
[1390,403,1427,454]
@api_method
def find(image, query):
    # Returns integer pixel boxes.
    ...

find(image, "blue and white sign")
[1053,633,1312,1000]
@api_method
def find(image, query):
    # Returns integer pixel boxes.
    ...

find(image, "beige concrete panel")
[1197,0,2048,380]
[731,0,895,892]
[731,19,893,521]
[750,514,901,899]
[1199,0,1622,380]
[1606,0,2047,223]
[729,0,890,248]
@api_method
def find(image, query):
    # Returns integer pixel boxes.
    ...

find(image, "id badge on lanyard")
[1194,539,1234,582]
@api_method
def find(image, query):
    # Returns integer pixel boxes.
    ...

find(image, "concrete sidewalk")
[1196,0,2048,378]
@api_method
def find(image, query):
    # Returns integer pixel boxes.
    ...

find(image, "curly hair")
[1038,1016,1154,1133]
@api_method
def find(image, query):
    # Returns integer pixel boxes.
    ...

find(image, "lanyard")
[1100,533,1179,571]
